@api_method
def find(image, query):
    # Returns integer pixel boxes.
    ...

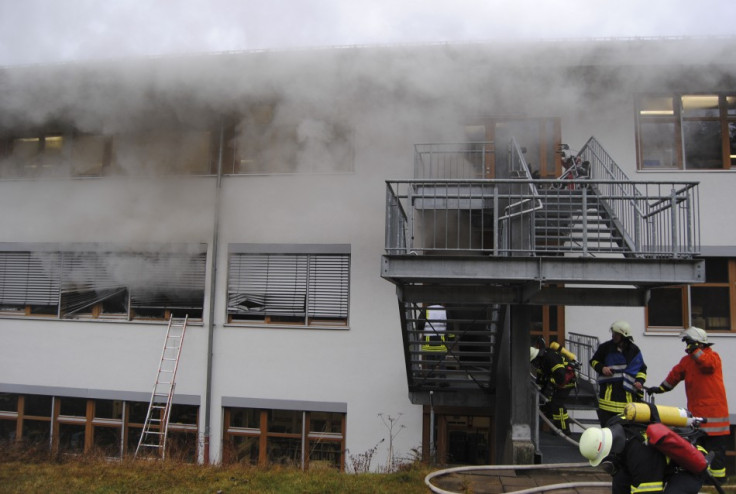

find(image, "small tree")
[378,413,406,472]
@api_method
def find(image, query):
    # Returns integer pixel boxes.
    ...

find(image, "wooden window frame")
[223,407,346,471]
[646,258,736,332]
[636,93,736,171]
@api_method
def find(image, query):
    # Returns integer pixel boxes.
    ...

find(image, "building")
[0,37,734,469]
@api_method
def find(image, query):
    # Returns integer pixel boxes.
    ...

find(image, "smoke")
[0,38,734,243]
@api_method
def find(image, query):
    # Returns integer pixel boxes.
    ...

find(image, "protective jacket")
[591,339,647,414]
[534,349,576,392]
[533,349,576,433]
[607,419,667,493]
[660,346,729,437]
[606,415,704,494]
[421,305,448,352]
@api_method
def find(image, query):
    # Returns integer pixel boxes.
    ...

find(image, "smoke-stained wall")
[0,37,734,466]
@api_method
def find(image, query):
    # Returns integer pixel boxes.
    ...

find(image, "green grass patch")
[0,455,433,494]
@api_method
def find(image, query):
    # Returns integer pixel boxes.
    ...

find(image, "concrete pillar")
[508,304,535,464]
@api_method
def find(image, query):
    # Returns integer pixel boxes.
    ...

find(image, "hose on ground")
[424,463,609,494]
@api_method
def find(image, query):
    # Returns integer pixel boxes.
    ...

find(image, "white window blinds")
[228,247,350,324]
[0,251,61,306]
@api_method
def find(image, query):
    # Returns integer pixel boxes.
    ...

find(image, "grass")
[0,452,433,494]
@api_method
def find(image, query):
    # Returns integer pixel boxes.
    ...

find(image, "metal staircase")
[533,187,627,255]
[135,315,188,459]
[383,136,702,410]
[404,302,504,394]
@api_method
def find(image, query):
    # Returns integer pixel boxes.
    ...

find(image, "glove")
[646,386,664,394]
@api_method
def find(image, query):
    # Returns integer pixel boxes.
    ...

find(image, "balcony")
[382,138,704,403]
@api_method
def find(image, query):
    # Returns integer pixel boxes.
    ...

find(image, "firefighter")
[647,326,730,482]
[530,343,577,435]
[579,412,705,494]
[421,304,449,380]
[590,320,648,426]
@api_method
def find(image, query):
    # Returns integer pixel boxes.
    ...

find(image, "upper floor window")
[636,94,736,170]
[227,244,350,327]
[0,129,216,179]
[223,103,354,175]
[647,257,735,333]
[0,244,206,321]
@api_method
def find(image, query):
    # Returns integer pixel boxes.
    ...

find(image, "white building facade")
[0,37,734,469]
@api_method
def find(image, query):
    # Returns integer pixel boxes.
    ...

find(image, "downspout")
[203,122,225,464]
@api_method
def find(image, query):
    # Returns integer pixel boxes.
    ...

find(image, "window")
[0,244,206,321]
[637,94,736,170]
[0,392,198,460]
[224,103,354,175]
[111,130,213,175]
[223,406,346,470]
[227,244,350,327]
[647,258,735,332]
[0,128,216,179]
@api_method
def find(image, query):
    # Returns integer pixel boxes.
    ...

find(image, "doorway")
[466,117,562,179]
[423,406,494,466]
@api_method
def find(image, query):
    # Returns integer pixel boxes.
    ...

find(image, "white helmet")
[530,347,539,361]
[579,427,613,466]
[680,326,710,345]
[610,320,632,339]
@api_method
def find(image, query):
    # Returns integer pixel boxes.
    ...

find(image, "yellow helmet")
[610,320,632,339]
[579,427,613,466]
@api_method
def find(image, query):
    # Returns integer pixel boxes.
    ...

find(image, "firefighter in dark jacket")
[530,344,577,435]
[590,320,648,426]
[579,410,705,494]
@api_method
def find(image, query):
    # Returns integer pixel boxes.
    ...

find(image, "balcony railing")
[386,137,700,259]
[414,142,494,179]
[385,178,699,258]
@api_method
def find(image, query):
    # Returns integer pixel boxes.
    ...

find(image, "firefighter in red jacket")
[648,326,730,482]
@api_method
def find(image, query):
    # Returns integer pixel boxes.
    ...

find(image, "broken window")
[227,244,350,326]
[0,244,206,321]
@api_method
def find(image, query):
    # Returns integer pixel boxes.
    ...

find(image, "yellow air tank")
[624,402,703,427]
[549,341,577,362]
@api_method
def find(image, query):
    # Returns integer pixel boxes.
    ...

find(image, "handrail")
[501,137,544,221]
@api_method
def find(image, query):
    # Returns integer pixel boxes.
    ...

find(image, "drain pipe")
[429,390,435,464]
[202,122,225,464]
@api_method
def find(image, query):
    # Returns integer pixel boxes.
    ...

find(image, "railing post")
[493,190,499,256]
[634,190,642,255]
[582,187,588,257]
[670,188,679,257]
[685,190,693,254]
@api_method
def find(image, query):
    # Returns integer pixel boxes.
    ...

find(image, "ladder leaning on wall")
[135,315,188,460]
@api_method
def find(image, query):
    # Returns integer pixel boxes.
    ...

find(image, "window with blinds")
[0,245,206,321]
[227,245,350,327]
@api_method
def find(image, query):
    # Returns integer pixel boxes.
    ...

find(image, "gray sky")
[0,0,734,67]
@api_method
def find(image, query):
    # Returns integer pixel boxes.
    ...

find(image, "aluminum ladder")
[135,315,188,459]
